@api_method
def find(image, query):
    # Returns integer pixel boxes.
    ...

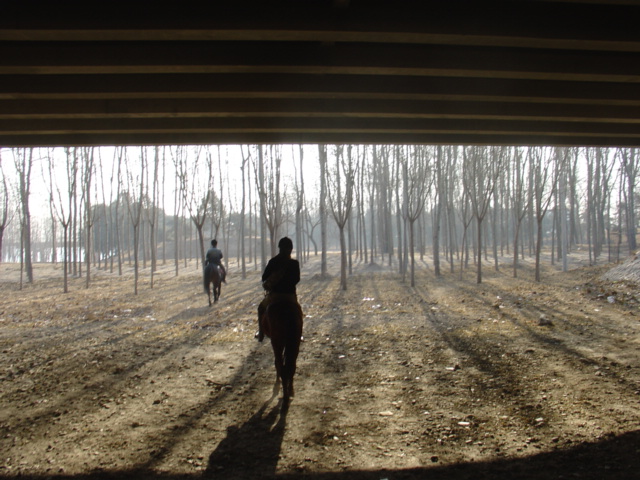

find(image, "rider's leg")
[256,297,268,342]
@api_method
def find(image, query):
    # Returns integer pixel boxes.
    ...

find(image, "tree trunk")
[318,144,328,277]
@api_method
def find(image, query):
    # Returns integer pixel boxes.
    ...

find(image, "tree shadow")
[203,398,288,479]
[1,429,637,479]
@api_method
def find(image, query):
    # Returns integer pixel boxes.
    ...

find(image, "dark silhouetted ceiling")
[2,0,640,147]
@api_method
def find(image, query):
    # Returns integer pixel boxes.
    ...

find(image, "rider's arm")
[262,260,274,284]
[293,260,300,285]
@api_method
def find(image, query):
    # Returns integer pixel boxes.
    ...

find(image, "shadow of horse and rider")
[205,397,289,478]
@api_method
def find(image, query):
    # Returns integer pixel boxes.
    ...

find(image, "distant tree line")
[0,145,637,292]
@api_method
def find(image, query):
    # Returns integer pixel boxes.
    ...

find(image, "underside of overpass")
[1,0,640,147]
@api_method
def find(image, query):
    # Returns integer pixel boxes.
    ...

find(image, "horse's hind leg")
[271,374,281,399]
[271,343,285,398]
[284,337,300,399]
[282,357,294,402]
[288,369,295,399]
[284,358,297,399]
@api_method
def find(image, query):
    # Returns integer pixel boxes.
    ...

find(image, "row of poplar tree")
[0,145,637,292]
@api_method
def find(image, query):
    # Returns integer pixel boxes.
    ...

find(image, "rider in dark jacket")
[205,239,226,282]
[256,236,302,341]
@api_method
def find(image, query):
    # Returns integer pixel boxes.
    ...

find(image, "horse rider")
[256,236,303,342]
[205,239,226,283]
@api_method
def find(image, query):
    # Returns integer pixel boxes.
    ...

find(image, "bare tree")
[217,146,233,276]
[511,147,530,278]
[254,145,284,257]
[47,148,78,293]
[304,197,321,257]
[531,147,558,282]
[366,148,377,264]
[432,146,445,277]
[124,147,146,295]
[175,146,212,266]
[39,148,58,265]
[169,146,184,276]
[443,146,459,273]
[256,146,268,269]
[556,147,570,272]
[598,149,616,262]
[457,187,474,278]
[113,148,125,276]
[462,146,503,284]
[354,146,369,264]
[394,147,406,277]
[326,145,357,290]
[13,148,34,284]
[103,148,119,273]
[585,148,615,264]
[402,146,432,287]
[239,145,251,279]
[293,145,306,267]
[372,145,394,266]
[620,148,638,253]
[94,149,108,270]
[80,147,96,288]
[585,148,599,264]
[490,161,504,271]
[211,146,225,246]
[318,144,328,277]
[0,150,14,263]
[147,146,161,288]
[567,148,583,248]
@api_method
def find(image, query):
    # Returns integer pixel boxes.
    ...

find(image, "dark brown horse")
[203,263,222,306]
[260,300,303,406]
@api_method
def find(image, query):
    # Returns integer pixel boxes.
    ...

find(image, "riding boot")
[256,299,268,342]
[254,318,264,342]
[255,311,264,342]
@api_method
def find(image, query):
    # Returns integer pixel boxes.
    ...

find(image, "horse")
[260,300,303,406]
[203,263,222,306]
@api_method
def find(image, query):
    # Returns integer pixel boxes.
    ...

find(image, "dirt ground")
[0,252,639,480]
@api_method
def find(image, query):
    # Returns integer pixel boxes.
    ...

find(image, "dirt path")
[0,255,639,479]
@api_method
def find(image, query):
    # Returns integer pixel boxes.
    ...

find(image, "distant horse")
[203,263,222,306]
[260,300,303,406]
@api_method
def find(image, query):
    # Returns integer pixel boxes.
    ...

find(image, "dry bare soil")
[1,253,639,480]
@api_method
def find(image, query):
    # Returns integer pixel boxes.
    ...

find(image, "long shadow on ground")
[203,399,287,479]
[3,429,637,479]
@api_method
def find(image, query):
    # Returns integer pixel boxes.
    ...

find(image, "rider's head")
[211,239,218,247]
[278,236,293,254]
